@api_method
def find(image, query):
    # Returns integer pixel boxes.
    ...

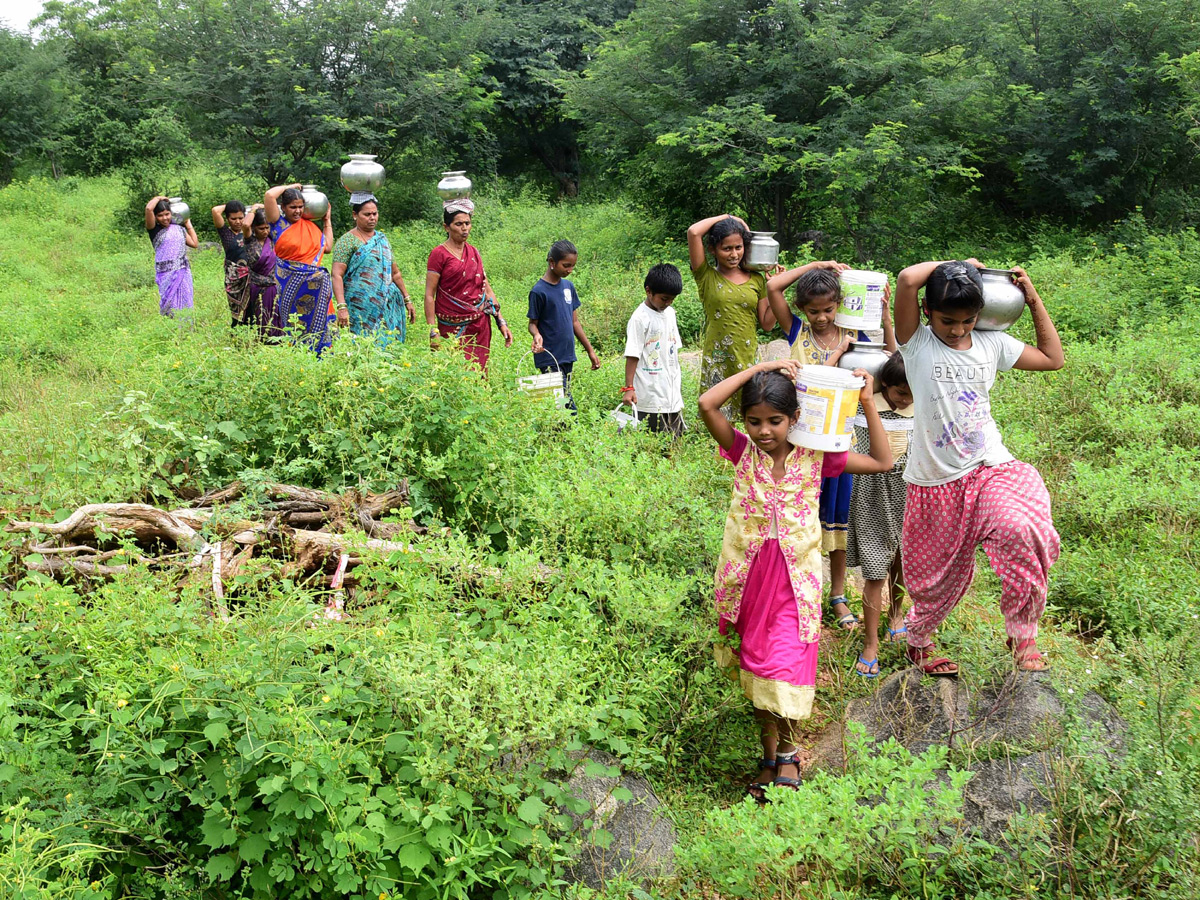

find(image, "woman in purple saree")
[240,205,280,340]
[144,195,198,316]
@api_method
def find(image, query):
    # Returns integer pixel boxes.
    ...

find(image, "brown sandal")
[1008,637,1048,671]
[906,643,959,676]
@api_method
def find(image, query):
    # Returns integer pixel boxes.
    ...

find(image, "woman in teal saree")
[331,194,414,344]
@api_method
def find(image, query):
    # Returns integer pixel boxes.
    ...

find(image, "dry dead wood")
[7,504,202,549]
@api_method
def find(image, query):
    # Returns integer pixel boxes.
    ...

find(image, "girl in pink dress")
[698,358,893,799]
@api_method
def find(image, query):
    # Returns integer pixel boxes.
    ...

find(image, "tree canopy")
[5,0,1200,256]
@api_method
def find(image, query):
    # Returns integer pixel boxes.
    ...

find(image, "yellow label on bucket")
[795,383,857,436]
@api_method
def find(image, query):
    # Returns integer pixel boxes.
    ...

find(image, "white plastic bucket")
[789,365,864,452]
[836,269,888,331]
[514,350,568,408]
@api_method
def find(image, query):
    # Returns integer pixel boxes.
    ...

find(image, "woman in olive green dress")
[687,214,775,415]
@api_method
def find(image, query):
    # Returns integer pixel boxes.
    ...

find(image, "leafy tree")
[562,0,984,261]
[960,0,1200,222]
[0,28,62,182]
[36,0,495,188]
[479,0,636,195]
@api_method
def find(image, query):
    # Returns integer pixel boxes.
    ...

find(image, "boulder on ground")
[812,667,1125,842]
[558,747,676,889]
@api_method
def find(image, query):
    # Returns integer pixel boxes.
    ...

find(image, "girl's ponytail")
[548,239,577,262]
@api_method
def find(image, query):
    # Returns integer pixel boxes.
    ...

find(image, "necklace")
[811,327,839,352]
[443,240,465,260]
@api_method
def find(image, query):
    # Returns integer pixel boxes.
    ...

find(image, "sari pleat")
[152,224,194,317]
[343,231,406,345]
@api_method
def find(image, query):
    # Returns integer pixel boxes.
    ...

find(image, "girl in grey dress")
[848,352,914,677]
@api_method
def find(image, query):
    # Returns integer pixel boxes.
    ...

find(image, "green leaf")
[205,852,238,881]
[517,796,548,825]
[216,421,247,442]
[203,721,229,747]
[398,843,431,874]
[239,833,269,864]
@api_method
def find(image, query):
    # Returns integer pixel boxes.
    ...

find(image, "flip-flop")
[906,643,959,677]
[886,626,908,643]
[855,655,880,678]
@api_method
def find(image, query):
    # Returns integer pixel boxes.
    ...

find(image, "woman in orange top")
[265,182,336,354]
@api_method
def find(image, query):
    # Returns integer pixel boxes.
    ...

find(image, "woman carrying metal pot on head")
[330,193,414,346]
[687,214,776,416]
[423,199,513,371]
[213,199,259,328]
[264,182,335,355]
[144,195,198,317]
[239,204,280,341]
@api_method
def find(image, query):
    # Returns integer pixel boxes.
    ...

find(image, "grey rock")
[558,747,676,890]
[812,667,1125,843]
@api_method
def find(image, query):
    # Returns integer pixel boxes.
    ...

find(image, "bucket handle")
[516,348,561,377]
[613,400,639,420]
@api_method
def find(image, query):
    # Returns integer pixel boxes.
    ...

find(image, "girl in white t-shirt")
[893,260,1065,675]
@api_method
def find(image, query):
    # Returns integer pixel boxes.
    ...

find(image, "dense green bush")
[676,730,983,899]
[0,544,716,898]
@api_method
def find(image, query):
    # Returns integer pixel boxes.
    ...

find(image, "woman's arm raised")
[263,183,300,225]
[686,214,747,273]
[145,195,166,230]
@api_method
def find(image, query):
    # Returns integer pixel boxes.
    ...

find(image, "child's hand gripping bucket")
[610,400,640,431]
[515,350,568,409]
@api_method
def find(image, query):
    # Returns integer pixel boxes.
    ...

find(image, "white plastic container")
[836,269,888,331]
[789,365,864,453]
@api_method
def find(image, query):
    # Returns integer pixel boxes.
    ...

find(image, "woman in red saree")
[424,200,513,370]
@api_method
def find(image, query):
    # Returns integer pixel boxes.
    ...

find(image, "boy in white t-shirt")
[621,264,685,435]
[894,259,1065,676]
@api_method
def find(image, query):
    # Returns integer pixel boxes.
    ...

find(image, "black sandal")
[747,757,776,803]
[773,749,801,790]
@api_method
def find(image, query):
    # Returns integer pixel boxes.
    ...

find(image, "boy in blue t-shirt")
[527,239,600,411]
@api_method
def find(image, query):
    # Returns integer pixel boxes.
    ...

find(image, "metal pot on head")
[341,154,385,192]
[744,231,780,272]
[300,185,329,221]
[837,341,891,379]
[167,197,190,225]
[437,171,472,201]
[976,267,1027,331]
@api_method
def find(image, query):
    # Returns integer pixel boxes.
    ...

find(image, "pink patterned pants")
[901,461,1060,648]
